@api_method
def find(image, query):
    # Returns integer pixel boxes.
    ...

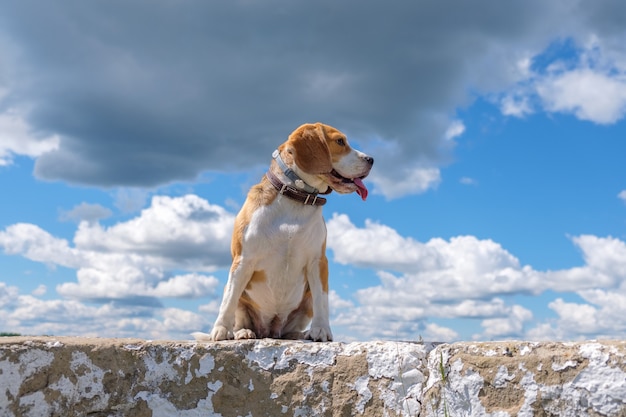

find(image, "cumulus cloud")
[500,93,534,118]
[0,108,59,166]
[369,167,442,200]
[3,205,626,340]
[1,289,209,339]
[73,195,234,268]
[500,34,626,125]
[327,214,626,341]
[327,213,535,298]
[479,305,533,340]
[536,68,626,124]
[4,199,626,340]
[0,195,232,306]
[5,0,625,197]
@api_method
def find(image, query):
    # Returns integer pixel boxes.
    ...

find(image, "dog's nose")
[364,155,374,166]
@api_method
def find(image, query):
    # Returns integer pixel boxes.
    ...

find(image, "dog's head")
[278,123,374,200]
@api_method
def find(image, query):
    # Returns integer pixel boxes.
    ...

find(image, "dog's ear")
[286,123,333,174]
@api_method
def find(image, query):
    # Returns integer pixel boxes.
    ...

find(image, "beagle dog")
[193,123,373,342]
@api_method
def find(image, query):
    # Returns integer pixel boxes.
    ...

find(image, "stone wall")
[0,337,625,416]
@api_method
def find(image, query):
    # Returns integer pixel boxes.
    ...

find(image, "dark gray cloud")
[0,0,618,191]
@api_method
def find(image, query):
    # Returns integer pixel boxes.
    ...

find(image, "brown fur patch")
[319,242,329,293]
[318,123,352,163]
[238,291,264,336]
[246,270,267,290]
[238,291,261,317]
[285,124,333,174]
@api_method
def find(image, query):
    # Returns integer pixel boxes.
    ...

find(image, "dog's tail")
[191,332,213,342]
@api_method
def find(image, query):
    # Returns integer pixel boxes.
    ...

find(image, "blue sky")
[1,0,626,341]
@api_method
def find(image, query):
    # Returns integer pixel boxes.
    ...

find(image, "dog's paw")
[210,325,233,341]
[305,326,333,342]
[234,328,257,340]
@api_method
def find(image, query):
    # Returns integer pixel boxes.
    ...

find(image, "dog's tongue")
[353,177,368,201]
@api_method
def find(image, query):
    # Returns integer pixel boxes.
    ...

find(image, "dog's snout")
[363,155,374,166]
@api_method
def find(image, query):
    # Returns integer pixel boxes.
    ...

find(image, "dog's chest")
[240,202,326,315]
[245,203,326,258]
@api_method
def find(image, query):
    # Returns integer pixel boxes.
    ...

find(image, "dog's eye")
[336,138,346,146]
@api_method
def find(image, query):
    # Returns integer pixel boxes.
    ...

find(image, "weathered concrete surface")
[0,338,624,417]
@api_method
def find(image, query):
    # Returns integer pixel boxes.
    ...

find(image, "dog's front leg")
[210,258,253,341]
[304,253,333,342]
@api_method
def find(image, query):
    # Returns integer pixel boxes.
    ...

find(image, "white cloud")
[0,108,60,166]
[0,223,80,268]
[500,37,626,125]
[369,166,441,200]
[327,214,445,273]
[1,291,210,339]
[327,214,626,341]
[444,120,465,140]
[57,270,220,301]
[73,194,234,269]
[151,274,220,298]
[31,285,47,296]
[328,213,537,299]
[547,298,600,337]
[423,323,459,342]
[571,235,626,285]
[4,205,626,341]
[619,190,626,203]
[0,195,233,304]
[500,93,534,117]
[478,305,533,340]
[0,283,19,309]
[537,68,626,124]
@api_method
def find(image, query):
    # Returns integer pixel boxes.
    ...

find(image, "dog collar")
[272,150,320,194]
[266,170,327,206]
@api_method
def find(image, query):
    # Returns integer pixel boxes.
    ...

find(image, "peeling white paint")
[493,365,515,387]
[196,353,214,377]
[569,343,626,415]
[350,375,372,414]
[2,338,626,417]
[245,342,290,370]
[49,351,109,406]
[45,340,63,348]
[551,359,577,371]
[143,348,179,385]
[293,405,311,417]
[0,348,54,404]
[175,345,196,364]
[441,358,491,417]
[18,391,51,417]
[519,343,536,356]
[123,344,143,351]
[365,342,428,416]
[136,380,223,417]
[518,370,540,417]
